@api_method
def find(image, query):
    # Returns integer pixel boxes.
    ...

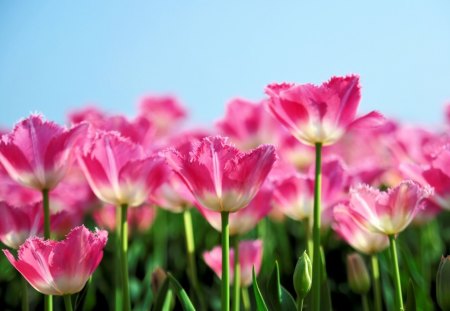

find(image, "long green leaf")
[405,279,416,311]
[167,273,195,311]
[252,267,268,311]
[280,286,297,311]
[266,261,282,310]
[153,277,171,311]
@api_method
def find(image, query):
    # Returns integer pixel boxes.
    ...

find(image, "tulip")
[293,251,312,310]
[347,253,371,311]
[4,225,107,311]
[166,136,276,311]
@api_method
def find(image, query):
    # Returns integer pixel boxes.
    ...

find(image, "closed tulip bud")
[347,253,370,294]
[437,256,450,311]
[151,267,167,296]
[293,251,312,300]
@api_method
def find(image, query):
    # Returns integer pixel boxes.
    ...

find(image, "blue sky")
[1,2,450,129]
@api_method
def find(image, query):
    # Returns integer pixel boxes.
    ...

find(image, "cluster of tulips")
[1,74,450,311]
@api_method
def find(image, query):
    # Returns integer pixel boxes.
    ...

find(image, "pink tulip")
[333,205,389,255]
[197,187,272,235]
[265,75,384,146]
[165,136,276,212]
[0,201,43,249]
[0,165,41,207]
[138,95,187,137]
[337,181,433,235]
[203,240,263,286]
[216,98,283,150]
[3,225,107,295]
[0,114,87,190]
[78,131,168,207]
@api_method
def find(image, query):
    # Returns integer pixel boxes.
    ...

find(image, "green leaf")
[153,277,171,311]
[266,261,282,310]
[280,286,297,311]
[406,279,416,311]
[319,249,332,311]
[252,267,269,311]
[167,273,195,311]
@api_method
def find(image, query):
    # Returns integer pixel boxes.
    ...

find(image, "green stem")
[222,211,230,311]
[115,206,123,311]
[241,287,250,311]
[232,236,241,311]
[21,276,29,311]
[389,235,404,311]
[183,208,206,310]
[42,189,53,311]
[120,204,131,311]
[296,297,304,311]
[304,218,313,257]
[63,295,73,311]
[312,143,322,311]
[362,294,370,311]
[371,254,382,311]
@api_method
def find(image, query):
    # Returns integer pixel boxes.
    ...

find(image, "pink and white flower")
[203,240,263,286]
[336,181,433,235]
[0,114,87,190]
[78,131,168,207]
[165,136,276,213]
[265,75,384,146]
[3,225,107,295]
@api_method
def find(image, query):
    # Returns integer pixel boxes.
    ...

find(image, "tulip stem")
[362,294,369,311]
[120,204,131,311]
[241,287,250,311]
[232,236,241,311]
[115,206,123,311]
[42,188,53,311]
[183,208,206,310]
[389,235,404,311]
[296,297,304,311]
[63,295,73,311]
[21,276,29,311]
[312,143,323,311]
[371,254,382,311]
[221,211,230,311]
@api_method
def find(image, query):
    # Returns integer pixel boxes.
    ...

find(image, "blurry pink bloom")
[271,158,349,225]
[166,136,276,213]
[197,187,272,235]
[3,225,107,295]
[277,134,315,172]
[203,240,263,286]
[0,202,43,249]
[265,75,384,146]
[333,205,389,255]
[138,95,187,137]
[78,131,168,207]
[216,98,283,150]
[151,172,196,213]
[0,114,87,190]
[93,204,157,234]
[0,165,41,207]
[338,181,433,235]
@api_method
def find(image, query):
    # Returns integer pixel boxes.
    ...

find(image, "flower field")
[0,75,449,310]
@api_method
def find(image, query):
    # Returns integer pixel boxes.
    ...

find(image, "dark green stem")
[120,204,131,311]
[115,206,122,311]
[21,276,29,311]
[232,236,241,311]
[63,295,73,311]
[371,254,382,311]
[241,287,250,311]
[222,211,230,311]
[183,208,206,310]
[312,143,323,311]
[389,235,404,311]
[42,189,53,311]
[362,294,370,311]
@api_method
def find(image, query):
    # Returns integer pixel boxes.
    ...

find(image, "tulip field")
[1,75,450,311]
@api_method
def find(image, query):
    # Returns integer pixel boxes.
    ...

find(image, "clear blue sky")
[1,2,450,129]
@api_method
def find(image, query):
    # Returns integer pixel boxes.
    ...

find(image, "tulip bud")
[346,253,370,294]
[293,251,312,300]
[437,256,450,311]
[151,267,167,296]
